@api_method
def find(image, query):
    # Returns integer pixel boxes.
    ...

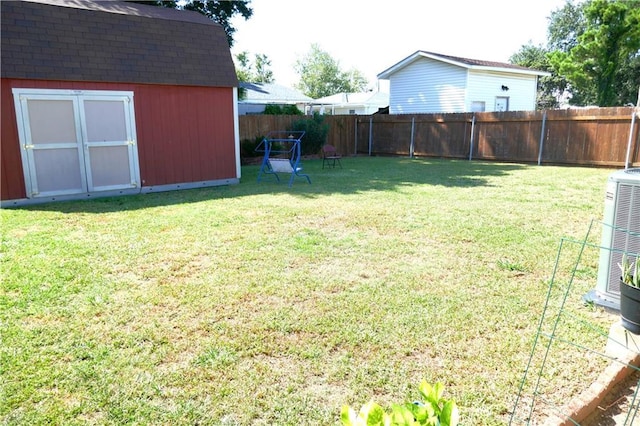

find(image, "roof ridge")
[418,50,531,71]
[21,0,217,26]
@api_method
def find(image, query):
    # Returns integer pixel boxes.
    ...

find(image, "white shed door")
[13,89,140,198]
[80,96,138,192]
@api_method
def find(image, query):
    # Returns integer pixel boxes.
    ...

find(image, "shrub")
[341,381,459,426]
[290,113,329,155]
[263,104,303,115]
[240,136,264,163]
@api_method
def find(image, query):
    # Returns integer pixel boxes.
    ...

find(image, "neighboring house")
[377,50,550,114]
[238,82,312,115]
[1,0,239,206]
[307,91,390,115]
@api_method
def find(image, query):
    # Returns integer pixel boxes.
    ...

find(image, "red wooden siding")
[133,84,236,187]
[1,80,25,200]
[1,79,238,201]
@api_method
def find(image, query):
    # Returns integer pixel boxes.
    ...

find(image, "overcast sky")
[230,0,568,90]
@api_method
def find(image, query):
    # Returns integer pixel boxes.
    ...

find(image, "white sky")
[230,0,568,90]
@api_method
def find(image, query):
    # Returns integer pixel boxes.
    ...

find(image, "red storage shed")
[1,0,240,206]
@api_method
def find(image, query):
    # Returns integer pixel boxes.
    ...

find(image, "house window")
[495,97,509,112]
[471,101,485,112]
[349,109,356,115]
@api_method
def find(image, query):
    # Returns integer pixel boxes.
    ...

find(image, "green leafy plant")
[240,135,265,162]
[290,112,329,155]
[341,381,459,426]
[618,253,640,287]
[263,104,303,115]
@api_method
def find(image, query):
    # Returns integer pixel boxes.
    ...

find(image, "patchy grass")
[1,157,617,425]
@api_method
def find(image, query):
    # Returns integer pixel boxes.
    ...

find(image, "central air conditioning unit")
[588,168,640,309]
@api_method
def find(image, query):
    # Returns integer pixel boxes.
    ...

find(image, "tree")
[510,43,562,109]
[263,105,302,115]
[235,51,252,82]
[235,51,274,83]
[129,1,253,47]
[547,0,640,106]
[547,0,587,53]
[294,44,368,99]
[291,113,329,155]
[253,53,274,83]
[614,55,640,106]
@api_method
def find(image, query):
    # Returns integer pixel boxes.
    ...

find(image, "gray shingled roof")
[418,50,535,72]
[1,0,238,87]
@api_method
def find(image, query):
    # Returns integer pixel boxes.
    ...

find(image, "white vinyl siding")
[316,106,376,115]
[330,106,380,115]
[466,71,538,112]
[389,58,466,114]
[381,52,545,114]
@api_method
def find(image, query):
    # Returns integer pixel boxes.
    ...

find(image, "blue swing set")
[256,131,311,187]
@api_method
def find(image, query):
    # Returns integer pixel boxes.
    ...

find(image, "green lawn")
[1,157,618,425]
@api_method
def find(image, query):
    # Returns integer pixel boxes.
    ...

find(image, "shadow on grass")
[14,157,526,213]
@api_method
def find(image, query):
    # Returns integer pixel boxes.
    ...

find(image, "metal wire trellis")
[509,219,640,425]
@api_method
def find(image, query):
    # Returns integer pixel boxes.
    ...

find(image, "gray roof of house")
[420,51,534,71]
[1,0,238,87]
[239,82,312,104]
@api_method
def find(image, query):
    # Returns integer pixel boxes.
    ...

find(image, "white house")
[377,51,550,114]
[238,82,312,115]
[307,91,389,115]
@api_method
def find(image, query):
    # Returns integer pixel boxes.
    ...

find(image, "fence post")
[538,111,547,166]
[354,118,358,156]
[625,109,638,169]
[410,117,415,158]
[468,115,476,161]
[368,117,373,156]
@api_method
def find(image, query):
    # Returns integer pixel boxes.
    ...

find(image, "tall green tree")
[547,0,587,53]
[510,43,562,109]
[129,1,252,47]
[548,0,640,106]
[615,55,640,106]
[294,44,368,99]
[253,53,274,83]
[235,51,274,83]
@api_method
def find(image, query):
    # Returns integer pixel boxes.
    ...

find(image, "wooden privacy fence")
[238,107,640,167]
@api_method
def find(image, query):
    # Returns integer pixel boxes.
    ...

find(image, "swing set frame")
[255,131,311,187]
